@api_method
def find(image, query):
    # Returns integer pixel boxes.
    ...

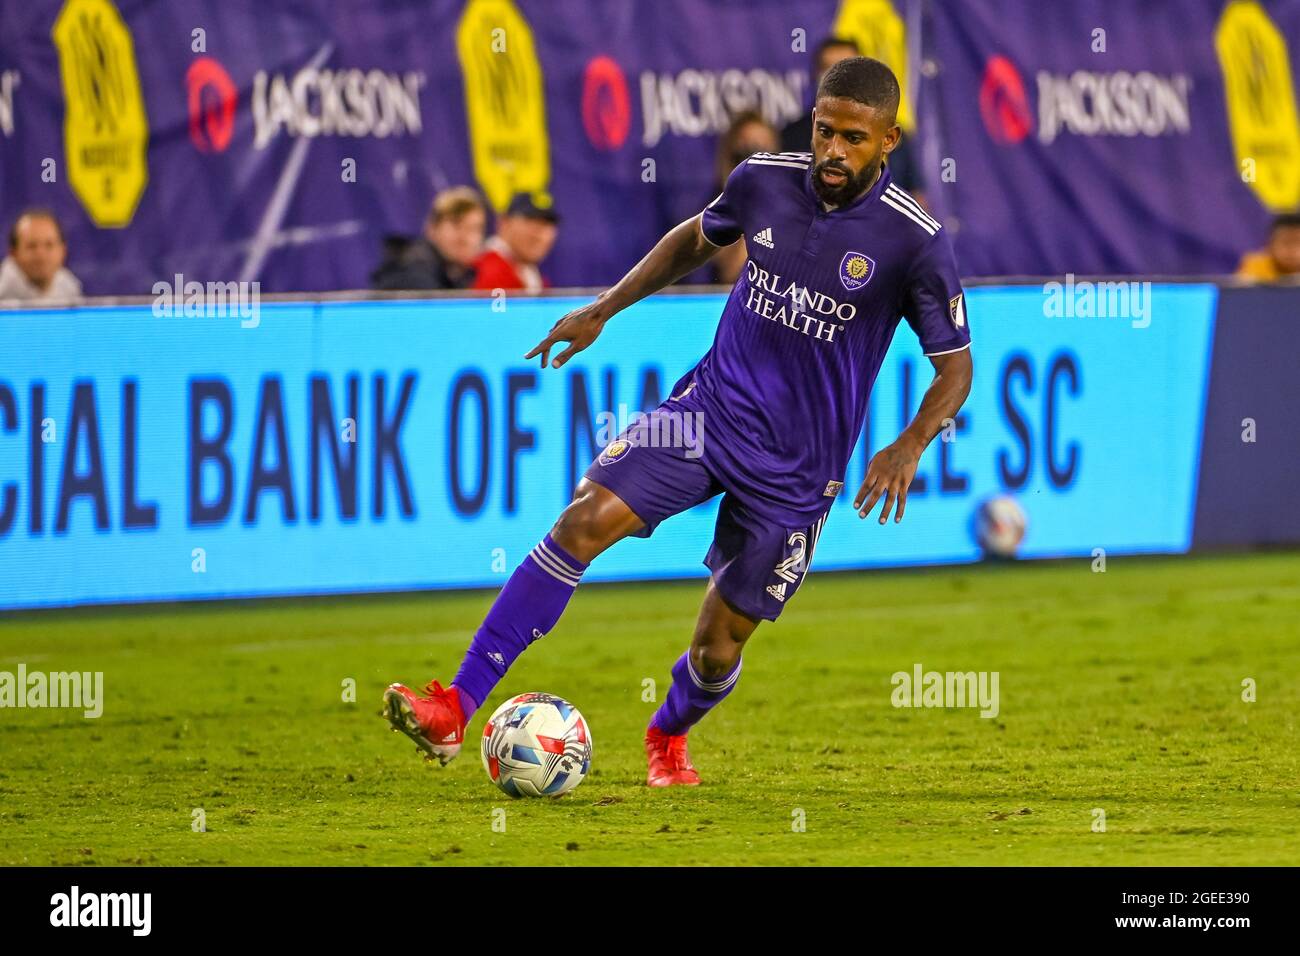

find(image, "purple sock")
[452,533,588,722]
[650,652,742,736]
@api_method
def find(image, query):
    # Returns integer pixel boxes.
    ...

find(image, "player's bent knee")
[689,641,741,681]
[550,480,642,562]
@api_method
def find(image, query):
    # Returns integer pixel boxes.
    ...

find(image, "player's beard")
[811,158,880,206]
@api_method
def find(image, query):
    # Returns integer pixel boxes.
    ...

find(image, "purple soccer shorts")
[581,404,830,622]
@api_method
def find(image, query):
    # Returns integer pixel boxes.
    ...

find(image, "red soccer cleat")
[382,680,466,766]
[645,725,702,787]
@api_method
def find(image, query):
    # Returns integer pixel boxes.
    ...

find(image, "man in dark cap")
[472,191,559,291]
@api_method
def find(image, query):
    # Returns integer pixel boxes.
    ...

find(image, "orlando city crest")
[598,439,631,466]
[839,251,875,291]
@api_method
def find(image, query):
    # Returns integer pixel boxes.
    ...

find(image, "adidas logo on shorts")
[766,582,787,602]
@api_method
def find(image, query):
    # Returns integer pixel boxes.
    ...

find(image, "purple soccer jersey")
[672,151,971,526]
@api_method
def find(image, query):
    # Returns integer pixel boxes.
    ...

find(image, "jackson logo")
[839,251,875,292]
[187,56,236,153]
[250,62,425,150]
[980,54,1193,147]
[598,439,631,466]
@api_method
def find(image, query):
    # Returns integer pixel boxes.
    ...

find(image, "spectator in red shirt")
[473,192,559,291]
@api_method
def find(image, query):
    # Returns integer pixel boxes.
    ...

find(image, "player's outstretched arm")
[855,347,973,525]
[524,214,722,369]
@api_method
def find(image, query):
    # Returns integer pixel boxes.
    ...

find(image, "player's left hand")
[524,296,612,369]
[855,438,922,524]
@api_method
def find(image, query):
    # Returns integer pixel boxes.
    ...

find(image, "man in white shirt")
[0,209,83,303]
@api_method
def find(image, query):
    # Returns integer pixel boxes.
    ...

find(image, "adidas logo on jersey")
[751,226,774,249]
[766,582,787,602]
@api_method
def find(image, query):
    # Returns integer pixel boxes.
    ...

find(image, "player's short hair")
[816,56,900,124]
[8,207,65,250]
[1271,212,1300,233]
[428,187,485,226]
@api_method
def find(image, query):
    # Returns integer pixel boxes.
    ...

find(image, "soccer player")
[382,57,973,786]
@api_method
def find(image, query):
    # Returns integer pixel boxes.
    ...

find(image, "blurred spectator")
[711,110,780,285]
[0,209,82,302]
[472,192,558,291]
[371,186,486,291]
[1236,213,1300,282]
[781,36,925,205]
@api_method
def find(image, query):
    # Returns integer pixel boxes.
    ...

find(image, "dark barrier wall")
[1193,287,1300,549]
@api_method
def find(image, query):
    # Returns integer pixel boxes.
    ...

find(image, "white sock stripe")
[529,546,580,586]
[885,184,941,230]
[880,194,938,235]
[529,551,579,587]
[709,664,743,693]
[537,539,585,578]
[532,546,580,585]
[685,655,743,693]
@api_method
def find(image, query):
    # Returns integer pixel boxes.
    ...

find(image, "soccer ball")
[974,495,1027,558]
[481,692,592,798]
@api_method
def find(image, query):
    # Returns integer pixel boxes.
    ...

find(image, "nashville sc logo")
[743,259,858,345]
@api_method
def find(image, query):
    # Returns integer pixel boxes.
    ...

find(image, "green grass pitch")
[1,551,1297,866]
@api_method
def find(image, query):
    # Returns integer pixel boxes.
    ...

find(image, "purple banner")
[0,0,843,294]
[922,0,1300,276]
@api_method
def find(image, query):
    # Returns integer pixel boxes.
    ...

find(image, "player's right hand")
[524,296,612,369]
